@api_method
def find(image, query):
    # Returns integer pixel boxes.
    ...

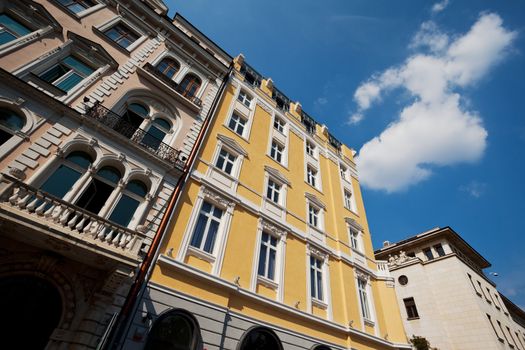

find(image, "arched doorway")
[238,326,284,350]
[0,275,63,349]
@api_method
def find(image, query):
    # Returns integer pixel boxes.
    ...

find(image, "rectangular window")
[359,279,371,320]
[266,179,281,204]
[104,23,139,49]
[270,140,284,163]
[507,327,517,348]
[308,204,319,227]
[57,0,96,14]
[487,314,504,342]
[228,112,247,136]
[423,248,434,260]
[39,56,94,92]
[310,256,323,300]
[237,90,252,108]
[434,243,446,257]
[257,232,278,280]
[189,201,223,254]
[350,227,360,251]
[215,148,236,175]
[306,141,315,157]
[467,273,482,296]
[340,164,348,180]
[307,166,317,187]
[0,13,31,45]
[498,320,511,345]
[273,117,285,133]
[344,190,352,210]
[403,297,419,319]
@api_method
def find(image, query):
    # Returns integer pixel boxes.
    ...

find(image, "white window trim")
[305,162,322,191]
[150,50,185,83]
[224,84,256,141]
[0,24,55,57]
[237,89,253,109]
[355,272,378,333]
[306,245,332,320]
[95,16,148,53]
[250,219,287,302]
[269,138,285,165]
[53,0,105,19]
[176,186,236,275]
[0,97,40,160]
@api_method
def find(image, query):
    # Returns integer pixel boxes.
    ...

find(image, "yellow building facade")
[121,54,410,350]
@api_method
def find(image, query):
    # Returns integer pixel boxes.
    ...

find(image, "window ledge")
[187,246,215,263]
[27,73,68,97]
[312,298,328,310]
[364,318,375,326]
[257,275,278,290]
[266,154,288,170]
[407,317,420,321]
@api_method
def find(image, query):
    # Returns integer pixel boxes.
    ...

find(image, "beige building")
[375,227,525,350]
[0,0,229,349]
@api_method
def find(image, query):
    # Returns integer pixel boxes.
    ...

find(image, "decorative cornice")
[345,217,363,231]
[264,165,290,185]
[217,134,248,156]
[305,192,325,209]
[261,220,287,238]
[202,186,236,208]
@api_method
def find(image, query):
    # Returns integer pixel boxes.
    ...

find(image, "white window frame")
[250,220,287,301]
[306,140,316,158]
[52,0,105,19]
[266,178,281,204]
[224,82,256,141]
[177,187,235,275]
[344,189,353,210]
[273,116,285,134]
[355,273,376,328]
[270,139,284,164]
[227,110,248,137]
[340,163,349,182]
[95,16,147,53]
[306,246,332,319]
[214,147,236,175]
[306,165,318,189]
[308,204,320,228]
[237,89,252,108]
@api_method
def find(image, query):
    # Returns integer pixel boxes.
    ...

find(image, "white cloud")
[316,97,328,105]
[431,0,450,14]
[460,181,487,198]
[352,13,516,192]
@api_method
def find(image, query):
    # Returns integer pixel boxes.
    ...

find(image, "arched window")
[238,327,283,350]
[143,118,170,150]
[179,74,201,98]
[145,310,201,350]
[74,166,121,215]
[0,107,25,146]
[40,151,93,198]
[108,179,148,227]
[116,102,149,138]
[156,58,180,79]
[312,346,332,350]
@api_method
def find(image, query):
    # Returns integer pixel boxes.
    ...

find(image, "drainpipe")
[105,65,232,349]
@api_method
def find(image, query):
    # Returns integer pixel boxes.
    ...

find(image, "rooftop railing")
[239,62,263,88]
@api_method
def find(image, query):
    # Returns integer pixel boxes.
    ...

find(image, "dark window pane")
[56,72,83,92]
[108,194,139,227]
[40,165,81,198]
[144,312,194,350]
[268,249,276,280]
[258,244,267,276]
[0,31,16,45]
[0,108,24,131]
[310,267,315,297]
[0,128,12,145]
[126,180,147,197]
[128,103,148,117]
[75,178,114,214]
[40,64,68,83]
[66,151,93,169]
[0,14,31,37]
[190,214,207,248]
[153,118,170,130]
[203,220,219,253]
[97,166,121,184]
[62,56,94,76]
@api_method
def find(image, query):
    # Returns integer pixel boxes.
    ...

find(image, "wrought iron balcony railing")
[1,175,145,258]
[142,63,202,107]
[84,103,186,169]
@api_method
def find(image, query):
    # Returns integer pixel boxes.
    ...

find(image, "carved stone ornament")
[356,270,370,282]
[202,187,235,208]
[387,250,413,267]
[261,220,286,238]
[307,243,328,260]
[8,167,26,180]
[256,100,273,114]
[136,225,149,234]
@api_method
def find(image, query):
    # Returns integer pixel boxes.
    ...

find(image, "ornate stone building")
[0,0,230,348]
[375,227,525,350]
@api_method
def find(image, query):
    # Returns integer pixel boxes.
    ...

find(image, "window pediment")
[66,31,118,69]
[217,134,247,156]
[264,165,290,185]
[345,217,363,231]
[305,192,325,209]
[7,0,61,32]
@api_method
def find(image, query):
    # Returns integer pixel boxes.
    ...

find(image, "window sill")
[27,73,67,97]
[257,275,278,290]
[225,125,250,143]
[266,154,288,170]
[305,180,323,194]
[407,317,420,321]
[187,246,216,263]
[364,318,375,326]
[311,298,328,310]
[50,1,105,21]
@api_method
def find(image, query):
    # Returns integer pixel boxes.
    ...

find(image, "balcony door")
[114,103,148,139]
[0,275,62,349]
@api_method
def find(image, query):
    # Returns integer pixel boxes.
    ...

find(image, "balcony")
[84,103,186,169]
[0,175,145,266]
[142,63,202,107]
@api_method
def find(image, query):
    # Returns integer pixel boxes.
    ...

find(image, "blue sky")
[167,1,525,307]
